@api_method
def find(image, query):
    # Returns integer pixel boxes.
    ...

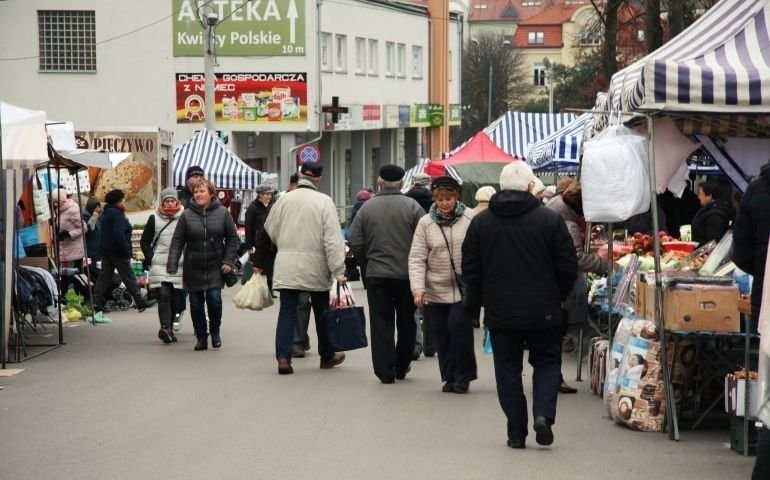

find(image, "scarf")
[158,203,181,218]
[430,201,465,226]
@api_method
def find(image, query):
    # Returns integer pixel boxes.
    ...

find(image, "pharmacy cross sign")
[322,97,348,124]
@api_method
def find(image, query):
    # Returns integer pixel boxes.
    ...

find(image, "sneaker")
[158,328,173,344]
[320,352,346,369]
[173,312,183,332]
[292,345,306,358]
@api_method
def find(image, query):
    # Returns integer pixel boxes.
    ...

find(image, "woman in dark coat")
[244,184,276,290]
[692,181,732,245]
[167,178,239,351]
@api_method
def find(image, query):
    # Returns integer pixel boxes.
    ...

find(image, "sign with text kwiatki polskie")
[172,0,306,56]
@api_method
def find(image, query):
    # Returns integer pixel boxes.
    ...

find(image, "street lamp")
[471,38,510,126]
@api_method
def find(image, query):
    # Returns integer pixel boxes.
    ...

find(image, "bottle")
[222,96,231,119]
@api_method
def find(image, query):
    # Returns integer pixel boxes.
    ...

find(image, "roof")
[516,2,584,26]
[468,0,550,23]
[425,132,516,177]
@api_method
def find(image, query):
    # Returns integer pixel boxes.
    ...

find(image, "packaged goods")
[589,338,609,396]
[604,318,636,414]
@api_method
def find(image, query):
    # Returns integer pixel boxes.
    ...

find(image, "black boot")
[194,336,208,351]
[211,334,222,349]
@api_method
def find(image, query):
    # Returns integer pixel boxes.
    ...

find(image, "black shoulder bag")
[438,225,468,306]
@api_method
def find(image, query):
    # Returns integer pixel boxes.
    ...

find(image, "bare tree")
[590,0,625,79]
[645,0,663,52]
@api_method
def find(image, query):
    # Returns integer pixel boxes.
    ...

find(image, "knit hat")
[431,176,462,195]
[53,188,69,206]
[356,190,372,202]
[160,188,178,202]
[300,162,323,178]
[85,196,101,213]
[185,165,205,180]
[379,164,405,182]
[412,173,431,187]
[474,186,496,203]
[105,189,125,205]
[499,161,534,192]
[531,177,546,196]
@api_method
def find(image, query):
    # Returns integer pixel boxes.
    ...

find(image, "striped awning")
[526,112,594,171]
[173,129,261,190]
[486,111,576,159]
[401,158,461,192]
[597,0,770,130]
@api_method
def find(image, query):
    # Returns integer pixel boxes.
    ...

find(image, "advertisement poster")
[362,105,382,129]
[172,0,306,56]
[411,104,444,127]
[75,131,160,213]
[449,104,462,126]
[176,72,308,125]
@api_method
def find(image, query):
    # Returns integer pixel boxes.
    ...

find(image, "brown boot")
[320,352,346,369]
[277,358,293,375]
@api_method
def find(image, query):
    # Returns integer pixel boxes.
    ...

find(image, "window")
[528,31,544,45]
[355,37,366,75]
[412,46,423,78]
[335,34,347,73]
[38,10,96,72]
[368,39,379,75]
[320,32,332,71]
[385,41,395,76]
[533,63,547,86]
[580,30,602,46]
[637,30,646,42]
[396,43,406,77]
[521,1,541,5]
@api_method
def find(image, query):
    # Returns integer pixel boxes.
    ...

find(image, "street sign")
[322,96,349,124]
[297,145,320,164]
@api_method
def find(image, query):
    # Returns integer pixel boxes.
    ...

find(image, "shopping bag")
[483,327,493,355]
[233,274,274,311]
[324,284,368,351]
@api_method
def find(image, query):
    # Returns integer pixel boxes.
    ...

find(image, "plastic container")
[662,241,698,253]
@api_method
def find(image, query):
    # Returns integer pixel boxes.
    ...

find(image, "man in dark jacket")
[92,189,147,311]
[178,165,205,208]
[462,161,578,449]
[82,196,102,262]
[405,173,433,213]
[692,181,732,245]
[348,164,425,383]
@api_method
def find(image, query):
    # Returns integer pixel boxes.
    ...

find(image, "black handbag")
[438,225,468,306]
[323,284,368,351]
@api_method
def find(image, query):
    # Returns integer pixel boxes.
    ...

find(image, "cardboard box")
[634,279,647,318]
[18,256,51,270]
[725,373,760,417]
[663,284,740,332]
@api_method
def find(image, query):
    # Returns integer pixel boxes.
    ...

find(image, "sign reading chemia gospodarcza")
[172,0,306,56]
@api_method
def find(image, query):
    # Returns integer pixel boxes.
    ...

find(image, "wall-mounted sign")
[398,105,411,128]
[449,104,462,126]
[411,104,444,127]
[175,72,308,125]
[172,0,306,56]
[297,145,320,164]
[362,105,382,129]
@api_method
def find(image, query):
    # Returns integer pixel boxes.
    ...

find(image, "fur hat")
[300,163,323,178]
[412,173,431,187]
[499,161,535,192]
[160,188,178,202]
[379,164,405,182]
[474,186,496,203]
[256,184,275,194]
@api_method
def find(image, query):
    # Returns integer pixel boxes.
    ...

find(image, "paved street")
[0,283,755,480]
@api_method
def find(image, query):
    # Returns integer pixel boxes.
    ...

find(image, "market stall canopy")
[486,111,575,159]
[0,101,48,169]
[527,112,594,172]
[46,122,129,169]
[173,129,263,190]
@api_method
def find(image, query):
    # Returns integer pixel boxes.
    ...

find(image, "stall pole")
[607,223,614,348]
[74,171,97,325]
[46,164,64,345]
[0,167,5,369]
[646,114,678,440]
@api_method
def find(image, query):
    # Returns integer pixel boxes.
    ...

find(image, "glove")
[58,231,71,240]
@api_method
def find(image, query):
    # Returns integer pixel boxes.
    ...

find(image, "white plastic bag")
[582,125,651,223]
[233,274,274,311]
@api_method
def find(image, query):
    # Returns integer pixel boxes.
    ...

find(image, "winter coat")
[461,190,578,331]
[177,185,194,208]
[691,200,732,246]
[166,198,239,292]
[733,165,770,311]
[56,199,85,262]
[405,186,434,213]
[263,180,345,291]
[349,200,367,226]
[140,209,184,288]
[99,204,133,259]
[548,196,608,274]
[348,189,425,280]
[409,206,475,304]
[82,209,102,260]
[244,199,273,251]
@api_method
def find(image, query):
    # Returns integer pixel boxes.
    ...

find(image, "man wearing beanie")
[473,186,496,214]
[348,164,425,383]
[256,162,347,374]
[462,161,577,449]
[93,189,148,312]
[178,165,205,208]
[406,173,434,213]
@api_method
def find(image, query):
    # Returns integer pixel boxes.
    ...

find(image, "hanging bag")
[323,283,368,351]
[233,274,274,311]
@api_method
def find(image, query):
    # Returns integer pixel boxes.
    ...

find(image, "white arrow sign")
[287,0,299,44]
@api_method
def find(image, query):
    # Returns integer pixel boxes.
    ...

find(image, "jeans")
[293,292,311,348]
[366,277,416,382]
[177,289,187,313]
[276,290,333,362]
[157,282,180,329]
[424,303,477,384]
[489,327,562,442]
[93,255,142,306]
[754,426,770,480]
[188,289,223,339]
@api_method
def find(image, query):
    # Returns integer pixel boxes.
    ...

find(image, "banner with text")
[176,72,308,125]
[172,0,306,56]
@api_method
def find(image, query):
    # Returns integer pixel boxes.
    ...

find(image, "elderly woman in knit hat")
[140,188,185,344]
[409,176,478,393]
[350,189,372,226]
[53,188,86,296]
[245,184,277,291]
[531,177,547,201]
[473,186,496,214]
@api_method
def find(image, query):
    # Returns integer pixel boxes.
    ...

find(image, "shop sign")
[362,105,382,129]
[383,105,400,128]
[449,104,462,126]
[175,72,308,125]
[398,105,411,128]
[411,104,444,127]
[172,0,306,56]
[324,105,361,131]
